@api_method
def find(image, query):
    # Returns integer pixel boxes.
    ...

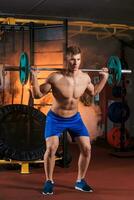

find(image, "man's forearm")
[94,76,108,95]
[31,75,43,99]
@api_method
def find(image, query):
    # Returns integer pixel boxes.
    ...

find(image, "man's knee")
[81,145,91,157]
[45,144,59,157]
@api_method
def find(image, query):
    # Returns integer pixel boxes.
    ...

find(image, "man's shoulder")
[48,71,64,81]
[80,70,90,78]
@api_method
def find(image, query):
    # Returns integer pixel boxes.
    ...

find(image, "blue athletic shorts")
[44,110,90,139]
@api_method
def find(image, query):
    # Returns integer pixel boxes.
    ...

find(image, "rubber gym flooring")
[0,140,134,200]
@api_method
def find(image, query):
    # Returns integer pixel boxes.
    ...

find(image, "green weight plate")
[19,52,29,85]
[107,56,122,85]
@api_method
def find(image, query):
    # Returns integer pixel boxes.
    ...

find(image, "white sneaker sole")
[42,192,53,195]
[75,186,93,192]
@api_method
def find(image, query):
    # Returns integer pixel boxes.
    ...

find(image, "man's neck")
[66,69,80,77]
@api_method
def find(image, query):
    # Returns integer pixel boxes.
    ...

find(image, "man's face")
[67,53,81,72]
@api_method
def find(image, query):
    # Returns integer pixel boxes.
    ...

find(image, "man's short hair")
[67,46,81,56]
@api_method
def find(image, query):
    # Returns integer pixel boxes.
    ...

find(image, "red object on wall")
[107,127,130,148]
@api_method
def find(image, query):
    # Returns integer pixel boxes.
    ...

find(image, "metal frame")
[0,17,134,39]
[0,157,62,174]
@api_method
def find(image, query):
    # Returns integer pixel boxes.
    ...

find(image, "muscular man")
[31,46,109,195]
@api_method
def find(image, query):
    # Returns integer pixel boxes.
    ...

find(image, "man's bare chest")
[52,76,88,98]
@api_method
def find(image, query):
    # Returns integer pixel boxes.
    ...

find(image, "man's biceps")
[45,83,51,90]
[40,83,50,92]
[88,83,94,89]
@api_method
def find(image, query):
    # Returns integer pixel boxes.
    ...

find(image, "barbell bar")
[3,52,132,85]
[4,66,132,73]
[31,67,132,73]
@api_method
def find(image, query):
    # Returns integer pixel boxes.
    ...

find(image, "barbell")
[3,52,132,85]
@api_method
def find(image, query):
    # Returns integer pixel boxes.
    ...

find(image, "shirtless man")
[31,46,109,195]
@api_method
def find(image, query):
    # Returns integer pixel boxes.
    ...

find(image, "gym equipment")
[0,157,62,174]
[107,56,122,85]
[3,52,132,85]
[108,102,130,123]
[107,127,130,148]
[0,104,46,161]
[19,52,29,85]
[112,85,127,98]
[56,151,72,167]
[0,104,72,171]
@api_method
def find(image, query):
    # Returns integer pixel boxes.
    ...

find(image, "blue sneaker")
[42,180,54,195]
[75,179,93,192]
